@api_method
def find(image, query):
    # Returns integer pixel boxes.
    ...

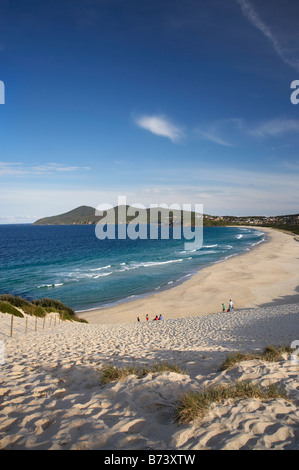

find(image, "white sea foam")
[132,259,184,268]
[37,282,64,289]
[251,238,265,247]
[94,272,113,279]
[90,265,111,271]
[190,250,218,256]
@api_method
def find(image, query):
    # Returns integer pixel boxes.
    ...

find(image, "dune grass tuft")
[175,380,289,424]
[220,345,294,371]
[100,362,184,385]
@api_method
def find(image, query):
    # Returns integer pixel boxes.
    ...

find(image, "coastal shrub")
[175,381,289,424]
[32,297,87,323]
[32,305,47,318]
[0,301,24,318]
[0,294,87,323]
[0,294,35,315]
[32,297,75,316]
[220,345,294,371]
[100,362,184,385]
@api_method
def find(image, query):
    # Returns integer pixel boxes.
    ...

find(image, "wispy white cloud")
[0,162,91,176]
[195,116,299,147]
[194,118,245,147]
[134,114,184,143]
[135,112,299,148]
[195,130,233,147]
[236,0,299,71]
[247,117,299,138]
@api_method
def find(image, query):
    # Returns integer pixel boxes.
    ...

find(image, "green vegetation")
[265,223,299,236]
[0,300,24,318]
[0,294,37,315]
[33,205,201,227]
[220,345,294,371]
[175,381,289,424]
[32,297,85,322]
[100,362,184,385]
[0,294,87,322]
[33,205,98,225]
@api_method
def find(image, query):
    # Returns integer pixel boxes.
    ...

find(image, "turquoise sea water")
[0,224,266,312]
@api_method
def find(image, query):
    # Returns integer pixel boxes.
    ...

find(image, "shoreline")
[1,226,299,450]
[75,226,268,314]
[78,227,299,324]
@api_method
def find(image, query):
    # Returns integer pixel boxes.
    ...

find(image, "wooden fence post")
[10,315,13,337]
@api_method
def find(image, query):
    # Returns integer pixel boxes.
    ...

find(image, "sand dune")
[1,227,299,450]
[0,303,299,450]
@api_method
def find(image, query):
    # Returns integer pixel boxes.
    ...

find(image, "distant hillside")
[33,206,100,225]
[33,205,202,226]
[33,206,299,234]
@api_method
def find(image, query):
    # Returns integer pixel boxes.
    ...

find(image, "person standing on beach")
[146,314,149,321]
[222,303,225,312]
[229,299,233,311]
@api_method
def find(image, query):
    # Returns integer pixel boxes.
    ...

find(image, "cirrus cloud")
[236,0,299,72]
[134,114,184,143]
[0,162,91,176]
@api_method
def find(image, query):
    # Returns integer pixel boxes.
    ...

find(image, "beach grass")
[175,380,290,424]
[0,294,87,322]
[100,362,184,385]
[220,345,294,371]
[0,300,24,318]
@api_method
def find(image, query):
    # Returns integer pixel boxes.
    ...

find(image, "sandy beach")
[78,227,299,324]
[0,227,299,450]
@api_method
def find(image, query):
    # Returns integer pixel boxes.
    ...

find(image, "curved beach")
[78,227,299,324]
[1,227,299,450]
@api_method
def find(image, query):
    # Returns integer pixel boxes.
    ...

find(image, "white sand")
[0,304,299,450]
[0,227,299,450]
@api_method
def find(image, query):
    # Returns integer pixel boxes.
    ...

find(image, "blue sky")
[0,0,299,223]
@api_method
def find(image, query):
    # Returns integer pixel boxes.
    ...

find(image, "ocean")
[0,224,266,312]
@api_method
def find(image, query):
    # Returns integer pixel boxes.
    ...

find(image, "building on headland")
[203,213,299,228]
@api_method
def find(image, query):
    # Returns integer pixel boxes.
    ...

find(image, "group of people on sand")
[137,302,233,322]
[153,314,163,321]
[222,299,234,312]
[137,314,163,322]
